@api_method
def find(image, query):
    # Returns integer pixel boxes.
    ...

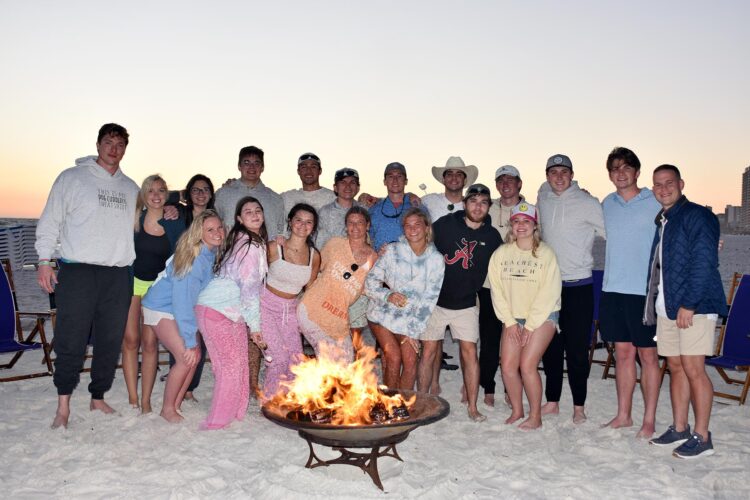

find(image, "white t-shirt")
[421,192,463,223]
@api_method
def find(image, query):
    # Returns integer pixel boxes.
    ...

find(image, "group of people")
[35,123,726,460]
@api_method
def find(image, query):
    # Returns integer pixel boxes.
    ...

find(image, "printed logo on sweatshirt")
[98,188,130,211]
[501,257,543,281]
[445,238,478,269]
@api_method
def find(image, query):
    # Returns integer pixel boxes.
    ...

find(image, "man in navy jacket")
[645,164,727,459]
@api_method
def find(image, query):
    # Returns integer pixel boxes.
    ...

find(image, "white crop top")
[265,245,314,294]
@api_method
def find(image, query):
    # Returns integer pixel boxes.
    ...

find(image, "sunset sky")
[1,1,748,218]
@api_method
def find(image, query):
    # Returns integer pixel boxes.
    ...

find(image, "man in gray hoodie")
[213,146,285,238]
[36,123,140,429]
[537,154,605,423]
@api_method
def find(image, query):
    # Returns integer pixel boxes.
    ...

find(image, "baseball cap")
[334,167,359,183]
[510,202,537,223]
[545,154,573,172]
[463,183,492,202]
[495,165,521,180]
[384,162,407,177]
[298,152,321,166]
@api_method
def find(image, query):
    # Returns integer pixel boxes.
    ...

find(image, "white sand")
[3,247,750,498]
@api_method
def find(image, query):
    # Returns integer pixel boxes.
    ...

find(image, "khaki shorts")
[656,314,717,357]
[421,305,479,343]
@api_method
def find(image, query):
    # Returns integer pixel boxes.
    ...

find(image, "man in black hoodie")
[418,184,502,422]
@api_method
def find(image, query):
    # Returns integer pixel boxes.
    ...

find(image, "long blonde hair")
[135,174,167,232]
[172,209,220,278]
[505,220,541,258]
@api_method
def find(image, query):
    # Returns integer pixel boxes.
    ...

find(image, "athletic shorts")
[142,306,174,326]
[656,314,717,357]
[133,277,154,298]
[421,305,479,343]
[599,292,656,348]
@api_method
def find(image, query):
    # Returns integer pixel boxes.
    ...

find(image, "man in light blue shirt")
[599,147,662,438]
[368,162,420,252]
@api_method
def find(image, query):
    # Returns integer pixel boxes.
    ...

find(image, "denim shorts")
[514,311,560,332]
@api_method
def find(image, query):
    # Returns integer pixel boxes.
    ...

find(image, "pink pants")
[194,305,249,430]
[261,289,303,397]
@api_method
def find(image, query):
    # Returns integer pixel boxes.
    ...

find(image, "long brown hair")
[214,197,267,274]
[172,209,220,278]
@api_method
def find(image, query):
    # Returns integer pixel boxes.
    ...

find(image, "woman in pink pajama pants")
[261,203,320,397]
[195,196,268,430]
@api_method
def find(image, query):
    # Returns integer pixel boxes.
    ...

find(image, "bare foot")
[636,424,656,439]
[51,410,69,429]
[601,415,633,429]
[90,399,116,414]
[468,409,487,422]
[572,406,587,424]
[484,394,495,407]
[141,402,153,414]
[460,385,468,404]
[160,409,184,423]
[183,392,198,403]
[504,393,512,408]
[518,417,542,431]
[541,402,559,415]
[505,413,524,425]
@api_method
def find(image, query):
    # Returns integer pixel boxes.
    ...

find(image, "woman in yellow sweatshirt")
[488,202,561,430]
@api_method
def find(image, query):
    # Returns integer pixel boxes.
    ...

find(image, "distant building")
[725,205,742,229]
[743,167,750,230]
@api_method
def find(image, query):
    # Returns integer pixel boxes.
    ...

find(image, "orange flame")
[265,332,415,425]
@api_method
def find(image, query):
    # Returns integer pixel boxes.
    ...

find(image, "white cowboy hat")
[431,156,479,187]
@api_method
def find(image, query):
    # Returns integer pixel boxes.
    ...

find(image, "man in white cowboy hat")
[419,156,479,388]
[421,156,479,222]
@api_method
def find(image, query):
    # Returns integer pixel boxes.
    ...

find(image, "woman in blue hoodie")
[141,210,225,423]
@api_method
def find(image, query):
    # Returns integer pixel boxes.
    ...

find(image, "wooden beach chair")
[705,273,750,405]
[0,259,54,382]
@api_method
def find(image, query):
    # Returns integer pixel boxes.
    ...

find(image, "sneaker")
[673,432,715,459]
[440,360,459,371]
[649,425,691,446]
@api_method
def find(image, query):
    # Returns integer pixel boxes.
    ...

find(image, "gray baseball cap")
[384,162,407,177]
[545,154,573,172]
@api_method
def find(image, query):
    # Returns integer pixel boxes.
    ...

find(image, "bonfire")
[264,335,415,426]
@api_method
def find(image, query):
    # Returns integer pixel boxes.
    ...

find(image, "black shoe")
[442,351,453,360]
[441,360,459,370]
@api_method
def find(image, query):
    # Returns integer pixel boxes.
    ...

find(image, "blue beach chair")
[706,273,750,405]
[0,259,53,382]
[587,270,610,372]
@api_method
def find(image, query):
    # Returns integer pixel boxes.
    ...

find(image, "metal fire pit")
[262,389,450,491]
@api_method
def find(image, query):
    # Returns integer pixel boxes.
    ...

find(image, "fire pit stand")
[262,389,450,492]
[298,428,409,491]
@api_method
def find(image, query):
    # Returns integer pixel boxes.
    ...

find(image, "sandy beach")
[2,237,750,498]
